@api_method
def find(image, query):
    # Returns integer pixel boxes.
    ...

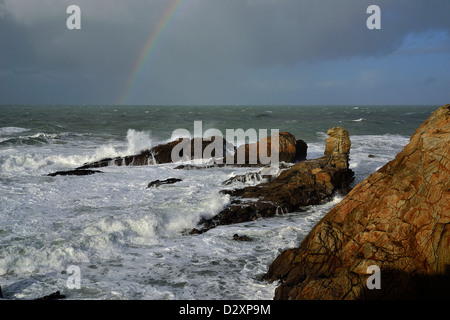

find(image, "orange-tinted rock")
[234,131,298,164]
[264,104,450,300]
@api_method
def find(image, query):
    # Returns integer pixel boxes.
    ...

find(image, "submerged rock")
[47,169,103,176]
[147,178,182,188]
[263,104,450,300]
[232,234,252,241]
[190,127,354,234]
[34,291,66,300]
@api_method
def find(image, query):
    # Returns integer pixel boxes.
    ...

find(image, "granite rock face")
[190,127,354,234]
[264,104,450,300]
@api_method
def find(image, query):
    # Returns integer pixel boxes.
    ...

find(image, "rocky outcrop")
[323,127,351,169]
[77,132,307,171]
[233,132,299,164]
[264,104,450,300]
[77,136,233,169]
[189,127,354,234]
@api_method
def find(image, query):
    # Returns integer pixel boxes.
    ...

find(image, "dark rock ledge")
[47,169,103,176]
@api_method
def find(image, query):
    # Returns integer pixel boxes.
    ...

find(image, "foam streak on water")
[0,105,437,299]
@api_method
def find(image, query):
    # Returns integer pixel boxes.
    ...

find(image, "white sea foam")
[81,129,153,161]
[0,129,156,175]
[29,132,59,140]
[0,127,30,135]
[348,134,410,185]
[124,129,153,155]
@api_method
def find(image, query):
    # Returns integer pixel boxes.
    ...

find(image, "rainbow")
[117,0,187,105]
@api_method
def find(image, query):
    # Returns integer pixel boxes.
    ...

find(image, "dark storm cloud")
[159,0,450,67]
[0,0,449,104]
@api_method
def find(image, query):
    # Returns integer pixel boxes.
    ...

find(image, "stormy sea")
[0,105,437,300]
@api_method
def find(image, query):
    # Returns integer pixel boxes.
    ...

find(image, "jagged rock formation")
[264,104,450,300]
[189,127,354,234]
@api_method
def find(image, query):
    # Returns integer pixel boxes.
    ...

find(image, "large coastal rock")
[76,133,306,170]
[264,104,450,300]
[233,132,300,164]
[190,127,354,234]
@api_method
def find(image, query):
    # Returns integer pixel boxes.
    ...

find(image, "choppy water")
[0,105,437,299]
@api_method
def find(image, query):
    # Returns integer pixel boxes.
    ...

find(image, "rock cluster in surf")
[48,126,354,236]
[189,126,354,234]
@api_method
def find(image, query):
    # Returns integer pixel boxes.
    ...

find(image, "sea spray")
[125,129,153,155]
[0,129,155,175]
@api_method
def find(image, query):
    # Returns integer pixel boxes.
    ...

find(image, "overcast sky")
[1,0,449,105]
